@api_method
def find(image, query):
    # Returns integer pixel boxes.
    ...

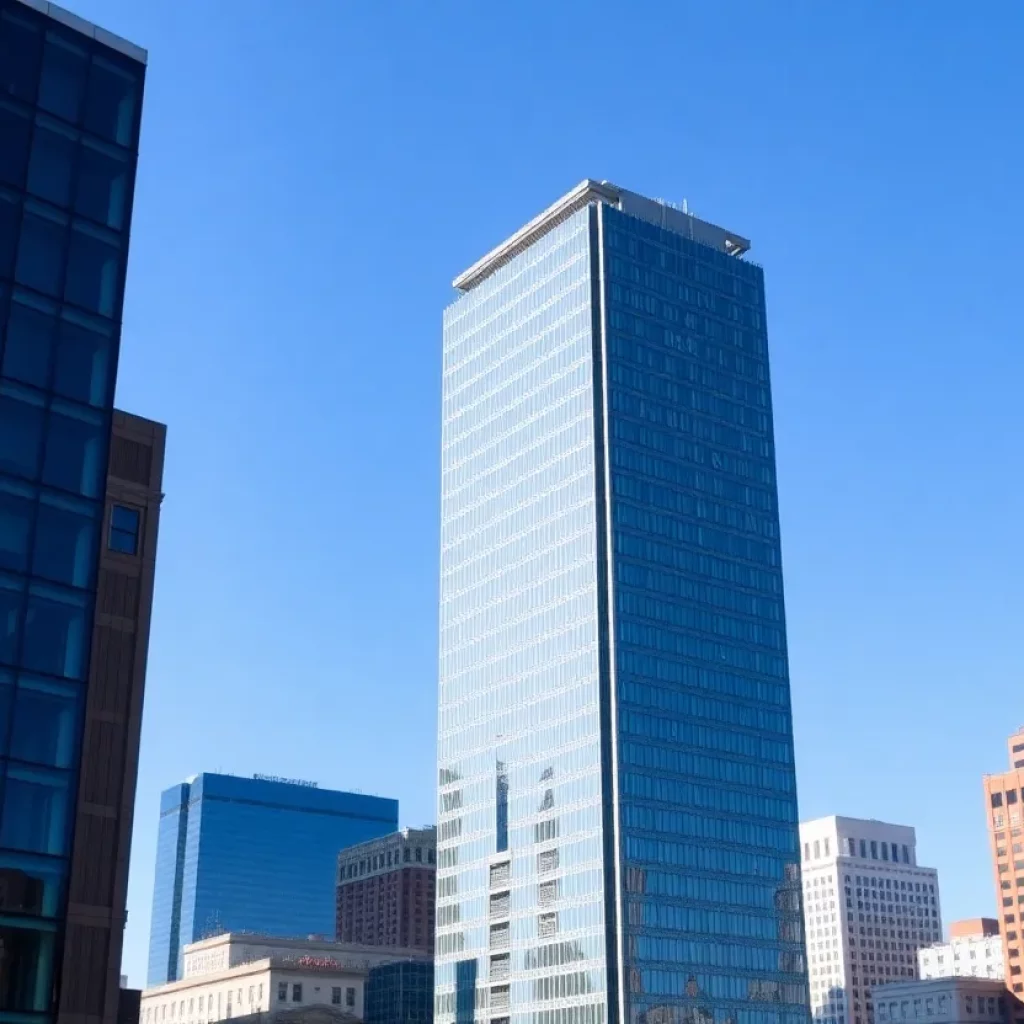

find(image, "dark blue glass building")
[437,182,808,1024]
[365,960,434,1024]
[146,774,399,987]
[0,0,147,1019]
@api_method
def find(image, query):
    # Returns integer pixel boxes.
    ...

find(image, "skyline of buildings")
[799,816,942,1024]
[0,1,163,1022]
[436,180,806,1024]
[146,773,399,987]
[1,3,1020,1020]
[336,826,437,952]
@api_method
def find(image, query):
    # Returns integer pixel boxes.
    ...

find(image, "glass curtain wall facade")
[437,182,807,1024]
[146,774,400,986]
[0,1,145,1020]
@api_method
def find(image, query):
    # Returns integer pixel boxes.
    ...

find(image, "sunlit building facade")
[437,181,807,1024]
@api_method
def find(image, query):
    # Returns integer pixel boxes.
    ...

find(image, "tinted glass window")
[37,35,88,125]
[32,491,96,588]
[53,313,111,406]
[16,207,66,297]
[0,10,43,104]
[0,103,32,188]
[108,504,139,555]
[0,482,34,574]
[84,56,138,147]
[3,299,56,390]
[0,764,73,855]
[41,401,105,498]
[9,676,80,768]
[21,582,90,679]
[0,574,23,665]
[75,139,129,230]
[64,223,120,317]
[0,387,45,480]
[0,674,10,758]
[26,120,76,207]
[0,191,19,278]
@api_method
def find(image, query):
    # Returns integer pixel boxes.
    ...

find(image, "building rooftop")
[452,178,751,293]
[14,0,147,64]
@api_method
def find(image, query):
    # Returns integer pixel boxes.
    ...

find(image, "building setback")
[800,816,942,1024]
[436,181,808,1024]
[336,827,436,952]
[147,775,398,986]
[0,3,155,1023]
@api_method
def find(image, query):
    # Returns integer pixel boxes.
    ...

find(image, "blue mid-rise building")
[437,181,808,1024]
[146,773,398,986]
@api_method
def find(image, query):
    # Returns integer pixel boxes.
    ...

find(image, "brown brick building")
[58,412,166,1024]
[336,827,435,952]
[983,728,1024,999]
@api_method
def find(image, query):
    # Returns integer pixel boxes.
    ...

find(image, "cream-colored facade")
[140,934,427,1024]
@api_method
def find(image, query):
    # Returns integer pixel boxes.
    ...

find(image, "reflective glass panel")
[20,582,90,680]
[0,385,45,480]
[53,311,112,407]
[0,764,72,855]
[3,297,56,389]
[26,118,76,207]
[37,34,87,125]
[32,490,97,588]
[41,400,105,498]
[10,675,81,769]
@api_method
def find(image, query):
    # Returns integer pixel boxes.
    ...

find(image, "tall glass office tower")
[147,773,399,986]
[437,182,807,1024]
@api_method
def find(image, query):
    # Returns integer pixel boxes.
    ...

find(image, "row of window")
[0,103,133,230]
[610,385,770,462]
[632,866,795,915]
[0,7,140,148]
[613,458,779,542]
[610,333,768,403]
[1,287,116,407]
[615,498,781,571]
[619,707,793,765]
[640,899,802,942]
[618,589,785,652]
[1,193,124,319]
[339,844,434,877]
[622,802,796,854]
[621,736,796,795]
[618,619,787,680]
[621,768,796,826]
[624,833,792,884]
[607,354,771,433]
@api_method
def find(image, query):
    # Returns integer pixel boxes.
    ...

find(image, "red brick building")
[336,827,436,953]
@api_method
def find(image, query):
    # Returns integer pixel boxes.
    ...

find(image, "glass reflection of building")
[0,0,147,1018]
[436,182,808,1024]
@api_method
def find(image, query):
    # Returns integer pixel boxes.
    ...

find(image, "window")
[993,793,1005,808]
[291,984,302,1003]
[331,988,341,1006]
[814,840,821,859]
[277,984,286,1002]
[109,505,140,554]
[346,988,355,1008]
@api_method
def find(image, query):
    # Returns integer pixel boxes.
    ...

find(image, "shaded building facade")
[147,775,399,986]
[436,181,807,1024]
[336,827,436,952]
[0,2,153,1022]
[365,960,433,1024]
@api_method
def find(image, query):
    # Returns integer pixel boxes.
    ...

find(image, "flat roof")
[14,0,147,64]
[452,178,751,293]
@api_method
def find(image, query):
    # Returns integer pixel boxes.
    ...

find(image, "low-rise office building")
[140,934,429,1024]
[919,920,1004,980]
[873,977,1008,1024]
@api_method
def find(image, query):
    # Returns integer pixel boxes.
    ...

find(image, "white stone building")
[918,920,1003,981]
[801,816,943,1024]
[140,933,427,1024]
[874,977,1008,1024]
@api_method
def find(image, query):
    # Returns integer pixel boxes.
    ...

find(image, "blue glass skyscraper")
[437,182,807,1024]
[147,773,399,986]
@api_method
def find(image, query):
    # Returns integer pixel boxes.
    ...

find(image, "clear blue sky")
[69,0,1024,987]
